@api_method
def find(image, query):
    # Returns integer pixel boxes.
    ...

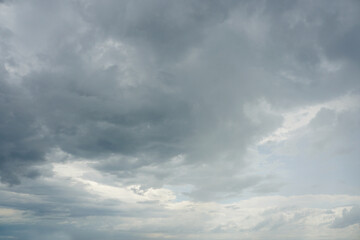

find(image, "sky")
[0,0,360,239]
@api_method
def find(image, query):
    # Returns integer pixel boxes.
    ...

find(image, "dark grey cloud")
[82,0,237,63]
[0,77,49,184]
[25,64,191,159]
[0,0,359,205]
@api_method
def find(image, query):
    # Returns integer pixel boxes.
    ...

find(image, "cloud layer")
[0,0,359,239]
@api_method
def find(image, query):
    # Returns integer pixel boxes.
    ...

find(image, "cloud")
[331,205,360,228]
[0,0,358,199]
[0,1,359,239]
[82,0,237,63]
[259,94,360,144]
[1,166,359,240]
[0,77,49,184]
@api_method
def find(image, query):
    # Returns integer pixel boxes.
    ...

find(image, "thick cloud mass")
[0,0,359,239]
[0,75,49,184]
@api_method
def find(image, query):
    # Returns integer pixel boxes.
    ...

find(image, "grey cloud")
[0,223,142,240]
[308,107,360,160]
[1,1,360,239]
[82,0,237,63]
[185,175,263,201]
[0,0,359,200]
[11,0,264,195]
[0,176,163,220]
[255,0,360,105]
[331,205,360,228]
[315,1,360,64]
[308,108,337,128]
[0,78,49,184]
[24,57,193,162]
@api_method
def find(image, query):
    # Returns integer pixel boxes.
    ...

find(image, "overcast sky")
[0,0,360,239]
